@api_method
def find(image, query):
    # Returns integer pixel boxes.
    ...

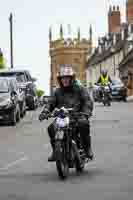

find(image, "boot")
[84,136,94,160]
[48,140,56,162]
[87,147,94,160]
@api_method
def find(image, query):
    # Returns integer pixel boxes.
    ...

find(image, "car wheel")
[21,101,26,118]
[123,97,127,102]
[16,105,20,122]
[10,109,16,126]
[30,103,35,110]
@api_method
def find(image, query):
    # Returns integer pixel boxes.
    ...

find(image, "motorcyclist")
[97,69,112,86]
[97,69,112,99]
[73,78,82,87]
[39,64,94,161]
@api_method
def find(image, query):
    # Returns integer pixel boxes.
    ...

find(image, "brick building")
[108,5,121,34]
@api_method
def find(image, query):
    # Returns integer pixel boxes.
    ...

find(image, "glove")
[39,113,47,121]
[42,108,50,114]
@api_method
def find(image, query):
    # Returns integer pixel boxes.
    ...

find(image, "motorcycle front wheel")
[55,141,69,179]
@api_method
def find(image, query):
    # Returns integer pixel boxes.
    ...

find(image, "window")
[15,73,25,82]
[0,80,9,93]
[25,71,32,81]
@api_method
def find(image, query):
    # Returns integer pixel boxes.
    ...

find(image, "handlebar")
[39,107,91,121]
[47,108,91,119]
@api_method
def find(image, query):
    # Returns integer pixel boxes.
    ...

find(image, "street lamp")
[9,13,14,69]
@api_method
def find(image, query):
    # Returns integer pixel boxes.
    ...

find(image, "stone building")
[119,49,133,96]
[86,35,125,86]
[126,0,133,24]
[49,25,93,94]
[86,0,133,96]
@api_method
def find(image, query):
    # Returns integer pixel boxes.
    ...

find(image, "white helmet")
[57,64,75,78]
[101,69,108,75]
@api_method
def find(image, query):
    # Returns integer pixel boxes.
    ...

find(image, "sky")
[0,0,126,94]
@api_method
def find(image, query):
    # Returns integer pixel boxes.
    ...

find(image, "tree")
[36,89,45,98]
[0,49,6,69]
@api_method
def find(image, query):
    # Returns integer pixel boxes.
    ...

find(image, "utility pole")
[9,13,14,68]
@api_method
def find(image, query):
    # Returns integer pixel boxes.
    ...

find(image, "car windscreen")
[0,79,9,93]
[112,80,122,85]
[0,72,25,83]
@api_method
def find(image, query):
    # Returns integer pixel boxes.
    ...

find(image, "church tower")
[49,25,93,94]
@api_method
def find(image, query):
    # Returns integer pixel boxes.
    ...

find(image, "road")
[0,102,132,200]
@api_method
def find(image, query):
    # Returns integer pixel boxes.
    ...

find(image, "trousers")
[47,118,91,153]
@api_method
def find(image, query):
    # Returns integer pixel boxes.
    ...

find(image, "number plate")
[112,91,118,95]
[55,130,64,139]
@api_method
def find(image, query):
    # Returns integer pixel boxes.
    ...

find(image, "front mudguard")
[55,140,69,179]
[55,141,64,161]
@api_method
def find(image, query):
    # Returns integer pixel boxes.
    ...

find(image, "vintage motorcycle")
[40,106,91,179]
[97,84,112,106]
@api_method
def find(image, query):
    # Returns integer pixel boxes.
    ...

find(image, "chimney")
[126,0,133,24]
[108,5,121,34]
[113,34,117,45]
[121,29,125,40]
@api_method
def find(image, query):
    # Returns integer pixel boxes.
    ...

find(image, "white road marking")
[6,150,26,156]
[0,156,28,171]
[0,144,49,172]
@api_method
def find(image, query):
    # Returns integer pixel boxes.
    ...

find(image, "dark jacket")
[43,85,93,114]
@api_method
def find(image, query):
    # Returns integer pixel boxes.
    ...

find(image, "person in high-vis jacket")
[97,69,112,86]
[97,69,112,99]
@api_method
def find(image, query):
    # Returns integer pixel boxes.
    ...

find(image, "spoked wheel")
[103,101,106,106]
[75,149,85,173]
[55,141,69,180]
[10,109,16,126]
[107,101,111,106]
[103,99,106,106]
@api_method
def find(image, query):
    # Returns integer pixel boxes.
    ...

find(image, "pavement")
[0,102,132,200]
[127,95,133,102]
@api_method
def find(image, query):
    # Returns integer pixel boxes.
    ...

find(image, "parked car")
[42,95,51,105]
[0,77,21,125]
[0,69,38,110]
[8,77,26,118]
[25,82,38,110]
[110,79,127,102]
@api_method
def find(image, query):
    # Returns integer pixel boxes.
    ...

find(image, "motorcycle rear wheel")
[55,141,69,179]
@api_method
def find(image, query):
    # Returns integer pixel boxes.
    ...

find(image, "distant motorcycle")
[98,84,112,106]
[40,107,91,180]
